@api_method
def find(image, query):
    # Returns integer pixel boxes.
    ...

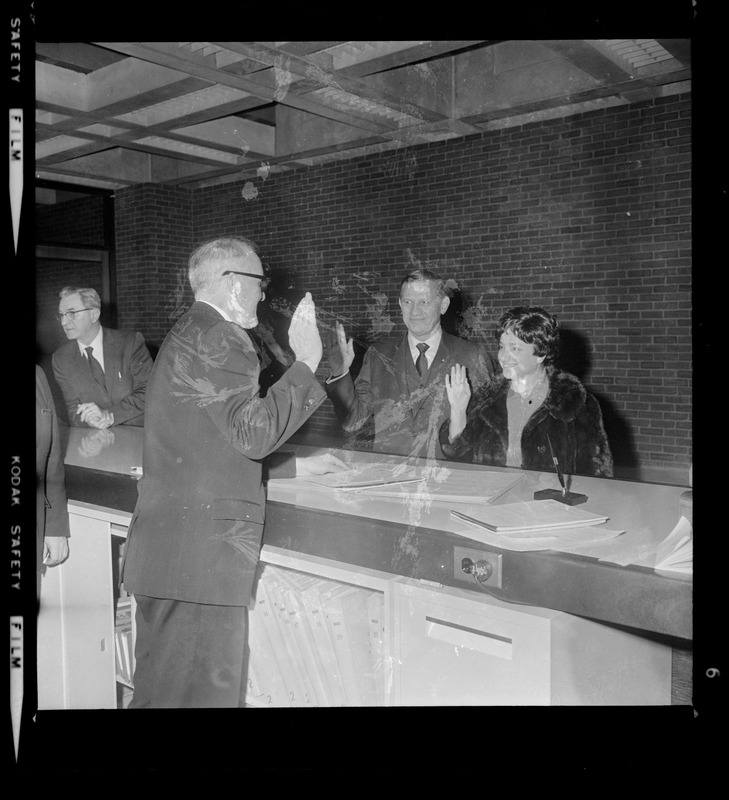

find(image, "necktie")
[415,343,430,379]
[85,346,106,388]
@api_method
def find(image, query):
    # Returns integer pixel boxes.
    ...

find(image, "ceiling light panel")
[36,110,72,125]
[324,41,429,71]
[113,85,252,126]
[602,39,674,69]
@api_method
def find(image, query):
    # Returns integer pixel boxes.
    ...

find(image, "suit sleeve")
[195,321,326,460]
[107,331,154,424]
[438,417,477,463]
[52,350,93,427]
[464,341,494,393]
[264,450,297,480]
[37,370,70,539]
[325,347,376,432]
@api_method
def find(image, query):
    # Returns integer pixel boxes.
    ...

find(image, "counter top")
[60,424,692,641]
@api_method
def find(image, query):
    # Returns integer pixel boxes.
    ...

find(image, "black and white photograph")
[9,1,721,782]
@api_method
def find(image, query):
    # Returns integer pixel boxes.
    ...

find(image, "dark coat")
[440,368,613,477]
[52,327,153,426]
[36,366,70,579]
[326,330,493,460]
[121,302,326,607]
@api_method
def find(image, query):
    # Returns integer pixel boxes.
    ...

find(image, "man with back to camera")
[325,268,494,460]
[121,235,346,708]
[52,286,153,428]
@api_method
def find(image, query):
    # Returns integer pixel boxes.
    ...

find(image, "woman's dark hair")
[496,306,560,364]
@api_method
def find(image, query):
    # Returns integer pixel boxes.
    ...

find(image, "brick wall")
[114,183,194,352]
[189,94,692,471]
[35,194,106,246]
[41,94,690,472]
[35,196,110,383]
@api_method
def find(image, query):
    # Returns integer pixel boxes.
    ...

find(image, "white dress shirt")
[407,327,442,370]
[78,326,105,372]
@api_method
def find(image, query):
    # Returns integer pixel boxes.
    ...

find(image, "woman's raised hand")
[445,364,471,412]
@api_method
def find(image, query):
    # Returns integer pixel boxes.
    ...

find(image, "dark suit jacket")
[326,330,493,460]
[36,366,70,574]
[52,327,153,427]
[121,301,326,607]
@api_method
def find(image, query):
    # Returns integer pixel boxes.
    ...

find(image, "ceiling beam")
[541,40,636,83]
[92,42,401,135]
[461,67,691,126]
[213,41,447,123]
[323,41,491,78]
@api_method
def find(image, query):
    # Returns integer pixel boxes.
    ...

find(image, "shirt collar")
[407,326,442,360]
[77,325,103,357]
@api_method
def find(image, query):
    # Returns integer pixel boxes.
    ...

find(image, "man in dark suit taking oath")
[325,269,493,460]
[122,235,345,708]
[52,286,153,428]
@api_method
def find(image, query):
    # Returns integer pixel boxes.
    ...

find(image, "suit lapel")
[392,336,411,400]
[423,331,452,388]
[102,328,119,393]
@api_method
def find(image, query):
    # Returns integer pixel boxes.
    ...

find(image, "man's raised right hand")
[289,292,322,373]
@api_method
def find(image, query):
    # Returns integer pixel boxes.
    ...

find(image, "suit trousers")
[130,595,249,708]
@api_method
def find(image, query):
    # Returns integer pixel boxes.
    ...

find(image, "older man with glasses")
[51,286,154,428]
[121,235,346,708]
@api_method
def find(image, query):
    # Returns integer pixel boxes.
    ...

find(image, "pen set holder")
[533,488,588,506]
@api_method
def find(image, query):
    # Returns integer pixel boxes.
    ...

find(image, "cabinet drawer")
[389,579,558,705]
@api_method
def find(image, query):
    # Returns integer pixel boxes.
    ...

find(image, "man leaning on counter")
[52,286,153,429]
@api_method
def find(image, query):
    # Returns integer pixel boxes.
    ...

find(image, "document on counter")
[653,515,693,575]
[360,469,525,505]
[450,521,625,552]
[450,499,608,532]
[302,463,422,491]
[303,463,525,504]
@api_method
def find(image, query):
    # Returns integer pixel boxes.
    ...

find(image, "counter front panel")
[59,425,692,643]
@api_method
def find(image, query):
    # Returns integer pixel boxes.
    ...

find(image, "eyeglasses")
[56,308,95,322]
[222,270,270,290]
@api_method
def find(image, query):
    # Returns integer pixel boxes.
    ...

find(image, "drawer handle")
[425,616,513,659]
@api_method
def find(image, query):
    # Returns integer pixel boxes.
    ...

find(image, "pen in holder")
[533,487,587,506]
[534,434,588,506]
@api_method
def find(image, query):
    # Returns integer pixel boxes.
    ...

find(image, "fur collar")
[475,367,587,423]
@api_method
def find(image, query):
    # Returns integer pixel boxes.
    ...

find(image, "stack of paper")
[449,499,623,552]
[654,516,693,575]
[245,565,385,707]
[451,499,609,532]
[114,599,134,687]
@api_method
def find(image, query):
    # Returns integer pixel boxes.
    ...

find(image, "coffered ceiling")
[35,39,691,203]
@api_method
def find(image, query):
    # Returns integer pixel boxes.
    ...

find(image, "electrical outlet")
[453,546,503,589]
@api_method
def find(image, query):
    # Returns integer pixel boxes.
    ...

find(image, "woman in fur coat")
[440,306,613,478]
